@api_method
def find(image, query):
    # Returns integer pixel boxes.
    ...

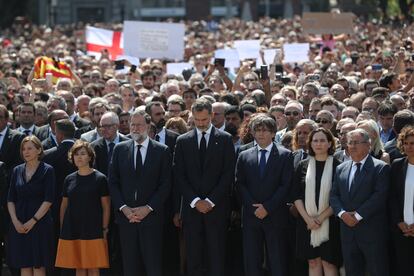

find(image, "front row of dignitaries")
[4,98,414,276]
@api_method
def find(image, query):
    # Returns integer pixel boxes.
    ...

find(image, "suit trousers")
[183,206,228,276]
[342,235,389,276]
[118,223,163,276]
[243,219,288,276]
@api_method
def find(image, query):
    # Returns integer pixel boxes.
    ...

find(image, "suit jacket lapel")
[204,127,217,168]
[350,156,373,198]
[0,128,11,157]
[263,143,278,179]
[143,139,154,170]
[127,140,135,172]
[191,129,202,172]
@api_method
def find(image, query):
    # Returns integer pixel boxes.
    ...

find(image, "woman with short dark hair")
[293,128,342,276]
[55,140,110,276]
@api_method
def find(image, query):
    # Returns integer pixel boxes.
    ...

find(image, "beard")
[156,118,166,130]
[224,123,239,137]
[130,132,148,143]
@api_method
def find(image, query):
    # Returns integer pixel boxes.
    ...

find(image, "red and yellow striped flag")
[33,56,72,84]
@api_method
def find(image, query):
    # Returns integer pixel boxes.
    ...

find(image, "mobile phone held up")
[115,60,125,70]
[214,58,225,68]
[260,65,268,80]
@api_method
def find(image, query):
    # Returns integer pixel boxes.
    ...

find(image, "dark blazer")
[330,155,390,241]
[108,139,171,225]
[32,125,50,141]
[72,114,91,129]
[385,138,404,163]
[0,161,8,234]
[236,143,293,224]
[164,129,179,153]
[237,141,255,155]
[0,127,24,175]
[174,127,236,212]
[293,149,308,169]
[43,140,77,228]
[390,157,410,231]
[91,134,129,176]
[80,128,99,143]
[41,136,58,151]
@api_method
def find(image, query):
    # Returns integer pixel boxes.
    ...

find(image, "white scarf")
[404,163,414,224]
[305,156,333,247]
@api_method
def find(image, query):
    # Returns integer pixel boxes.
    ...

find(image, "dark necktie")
[108,142,115,164]
[350,162,361,191]
[135,144,143,174]
[155,134,160,142]
[259,149,267,178]
[199,131,207,167]
[24,129,31,136]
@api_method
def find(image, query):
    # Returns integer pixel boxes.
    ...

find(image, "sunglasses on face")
[316,119,331,124]
[284,111,300,116]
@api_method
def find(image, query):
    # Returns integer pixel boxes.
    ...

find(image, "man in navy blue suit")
[330,129,390,276]
[236,115,293,276]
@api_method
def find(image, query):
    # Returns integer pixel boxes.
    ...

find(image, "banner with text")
[123,21,185,60]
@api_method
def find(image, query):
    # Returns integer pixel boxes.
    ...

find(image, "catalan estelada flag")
[33,56,72,84]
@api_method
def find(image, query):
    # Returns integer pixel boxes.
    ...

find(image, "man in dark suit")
[174,99,236,276]
[91,112,128,276]
[17,102,49,140]
[145,100,181,276]
[43,119,76,230]
[40,109,70,150]
[236,115,293,276]
[91,112,129,176]
[108,110,171,276]
[0,104,24,276]
[57,90,91,129]
[42,119,76,275]
[385,110,414,162]
[80,102,110,142]
[330,129,390,276]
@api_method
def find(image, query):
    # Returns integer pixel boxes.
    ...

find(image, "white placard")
[123,21,185,60]
[166,63,192,75]
[214,49,240,69]
[256,49,281,67]
[234,40,260,60]
[283,43,310,63]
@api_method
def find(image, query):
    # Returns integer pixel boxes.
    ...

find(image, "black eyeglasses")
[284,111,300,116]
[316,119,331,124]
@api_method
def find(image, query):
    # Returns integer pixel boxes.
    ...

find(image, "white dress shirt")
[257,143,273,163]
[119,136,152,212]
[134,136,149,168]
[156,128,166,145]
[18,125,35,135]
[338,154,370,221]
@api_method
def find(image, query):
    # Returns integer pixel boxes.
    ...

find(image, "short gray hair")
[100,111,120,125]
[346,128,371,144]
[131,109,151,124]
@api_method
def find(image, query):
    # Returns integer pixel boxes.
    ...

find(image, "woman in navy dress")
[7,136,55,276]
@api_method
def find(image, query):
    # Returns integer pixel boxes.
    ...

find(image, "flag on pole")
[85,26,124,60]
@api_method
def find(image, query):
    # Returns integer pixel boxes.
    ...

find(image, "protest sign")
[283,43,310,63]
[302,12,354,34]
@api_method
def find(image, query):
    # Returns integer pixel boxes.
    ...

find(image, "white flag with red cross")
[85,26,124,60]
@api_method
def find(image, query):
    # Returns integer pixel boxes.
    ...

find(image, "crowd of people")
[0,13,413,276]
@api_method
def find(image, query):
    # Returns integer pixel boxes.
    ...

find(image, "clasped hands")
[195,200,213,214]
[253,203,268,220]
[13,218,36,234]
[341,211,359,227]
[122,206,151,223]
[398,222,414,237]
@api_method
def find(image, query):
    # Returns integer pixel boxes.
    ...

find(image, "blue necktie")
[259,149,267,178]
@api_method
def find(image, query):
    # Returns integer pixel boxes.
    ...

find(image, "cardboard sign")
[302,12,354,34]
[166,63,192,75]
[123,21,185,60]
[214,49,240,69]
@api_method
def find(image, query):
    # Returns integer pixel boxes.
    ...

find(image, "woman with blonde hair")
[7,136,55,276]
[357,119,390,164]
